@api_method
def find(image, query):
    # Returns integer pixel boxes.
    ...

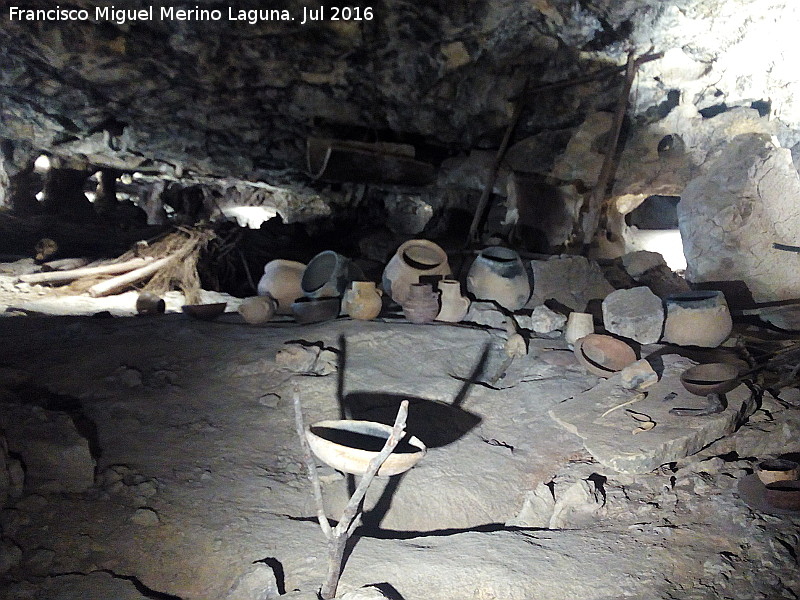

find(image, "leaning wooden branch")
[86,255,174,297]
[467,77,530,245]
[319,400,410,600]
[293,387,333,540]
[18,257,154,285]
[586,49,664,241]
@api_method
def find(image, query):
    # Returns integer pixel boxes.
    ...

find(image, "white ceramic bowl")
[305,419,426,476]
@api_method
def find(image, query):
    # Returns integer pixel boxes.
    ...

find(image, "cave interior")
[1,1,800,599]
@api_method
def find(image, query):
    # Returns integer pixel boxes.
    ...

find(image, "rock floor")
[0,284,798,599]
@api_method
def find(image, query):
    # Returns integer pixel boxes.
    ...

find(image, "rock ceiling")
[2,0,799,187]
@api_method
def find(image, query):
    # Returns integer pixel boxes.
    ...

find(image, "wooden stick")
[319,400,409,600]
[40,257,90,272]
[87,255,172,297]
[293,387,333,540]
[18,257,154,285]
[587,50,664,241]
[467,77,530,245]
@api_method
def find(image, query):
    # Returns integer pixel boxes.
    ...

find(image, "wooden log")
[87,255,173,297]
[41,257,90,272]
[18,257,154,285]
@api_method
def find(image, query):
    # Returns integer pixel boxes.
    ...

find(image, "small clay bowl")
[305,419,426,477]
[680,362,740,396]
[765,480,800,510]
[574,334,637,378]
[756,458,800,485]
[291,297,340,324]
[136,292,165,315]
[182,302,227,321]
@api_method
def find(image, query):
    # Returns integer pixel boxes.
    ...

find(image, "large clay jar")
[238,295,276,325]
[435,280,470,323]
[301,250,363,299]
[382,239,450,305]
[258,259,305,315]
[342,281,383,321]
[402,283,440,324]
[661,290,733,347]
[466,246,531,311]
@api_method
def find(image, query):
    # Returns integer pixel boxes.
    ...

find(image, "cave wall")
[3,0,800,296]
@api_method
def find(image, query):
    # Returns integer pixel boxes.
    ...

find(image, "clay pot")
[238,296,276,325]
[402,283,440,324]
[435,280,470,323]
[466,246,530,311]
[662,290,732,348]
[574,334,637,377]
[291,297,341,324]
[305,419,426,477]
[257,259,305,315]
[342,281,383,321]
[756,458,800,485]
[301,250,363,299]
[564,312,594,347]
[382,239,450,305]
[679,362,741,396]
[136,291,165,315]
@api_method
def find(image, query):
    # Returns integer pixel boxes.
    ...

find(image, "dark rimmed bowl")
[182,302,227,321]
[574,334,637,378]
[680,362,740,396]
[291,297,340,324]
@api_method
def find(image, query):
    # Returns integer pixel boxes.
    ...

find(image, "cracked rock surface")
[0,309,797,599]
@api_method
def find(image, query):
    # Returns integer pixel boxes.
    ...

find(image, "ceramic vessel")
[136,291,165,315]
[679,362,741,396]
[238,296,276,325]
[291,297,340,324]
[402,283,440,324]
[435,280,470,323]
[756,458,800,484]
[662,290,732,348]
[301,250,363,299]
[574,334,637,377]
[182,302,226,321]
[342,281,383,321]
[257,259,305,315]
[565,312,594,347]
[382,239,450,305]
[466,246,530,311]
[305,419,426,476]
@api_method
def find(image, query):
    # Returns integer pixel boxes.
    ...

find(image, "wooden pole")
[585,50,663,244]
[318,400,409,600]
[18,257,154,285]
[87,255,173,297]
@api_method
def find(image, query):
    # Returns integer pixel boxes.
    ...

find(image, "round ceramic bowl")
[574,334,637,378]
[182,302,227,321]
[680,362,740,396]
[765,480,800,510]
[291,297,340,324]
[305,419,426,477]
[136,291,165,315]
[756,458,800,485]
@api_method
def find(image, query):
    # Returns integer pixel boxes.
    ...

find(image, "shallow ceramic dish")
[756,458,800,484]
[680,362,740,396]
[765,480,800,510]
[574,334,637,377]
[291,297,340,324]
[305,419,426,476]
[182,302,227,321]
